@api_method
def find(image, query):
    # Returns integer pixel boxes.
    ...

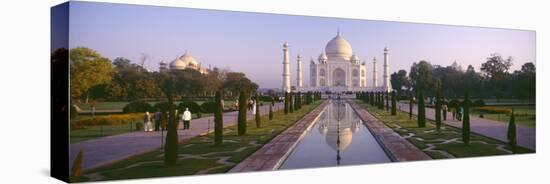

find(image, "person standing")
[143,111,152,132]
[182,108,192,130]
[442,103,448,121]
[153,109,161,131]
[458,106,463,121]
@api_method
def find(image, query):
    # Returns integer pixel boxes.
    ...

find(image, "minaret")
[282,42,291,93]
[372,57,378,87]
[296,54,302,91]
[383,47,390,92]
[159,60,167,72]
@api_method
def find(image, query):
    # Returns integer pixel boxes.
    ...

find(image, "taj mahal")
[282,30,392,93]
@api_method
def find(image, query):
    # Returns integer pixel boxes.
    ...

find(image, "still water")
[279,99,391,169]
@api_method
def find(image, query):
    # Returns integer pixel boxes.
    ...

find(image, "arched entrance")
[332,68,346,86]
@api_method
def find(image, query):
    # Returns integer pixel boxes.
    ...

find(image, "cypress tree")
[462,91,471,145]
[370,92,374,106]
[284,92,289,114]
[238,90,248,136]
[376,92,379,107]
[409,92,413,120]
[295,92,299,110]
[164,82,178,167]
[435,91,442,130]
[269,104,273,120]
[376,92,380,107]
[379,92,384,109]
[255,93,261,128]
[391,91,397,115]
[507,108,517,152]
[417,92,426,127]
[300,92,303,109]
[214,91,223,146]
[289,91,294,113]
[385,92,390,112]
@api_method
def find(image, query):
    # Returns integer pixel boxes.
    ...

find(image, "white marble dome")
[170,51,198,70]
[325,33,353,61]
[325,128,353,151]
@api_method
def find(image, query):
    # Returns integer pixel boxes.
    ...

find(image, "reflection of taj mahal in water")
[282,30,392,93]
[317,100,363,152]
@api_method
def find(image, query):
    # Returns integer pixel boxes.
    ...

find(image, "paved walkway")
[396,102,535,150]
[69,103,284,171]
[349,100,431,161]
[229,101,329,172]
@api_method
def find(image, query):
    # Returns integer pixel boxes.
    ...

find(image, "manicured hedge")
[178,101,201,114]
[73,113,143,126]
[200,101,216,113]
[123,101,155,113]
[154,101,176,112]
[473,106,511,115]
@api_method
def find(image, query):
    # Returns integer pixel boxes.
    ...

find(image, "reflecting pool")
[279,99,391,169]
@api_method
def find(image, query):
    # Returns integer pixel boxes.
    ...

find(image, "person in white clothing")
[182,108,192,130]
[144,111,153,132]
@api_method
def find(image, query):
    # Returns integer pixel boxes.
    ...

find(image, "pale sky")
[67,1,536,89]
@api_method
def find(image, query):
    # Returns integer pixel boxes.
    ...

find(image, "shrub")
[123,101,154,113]
[178,101,201,114]
[259,95,274,102]
[135,122,143,131]
[154,102,176,112]
[200,101,217,113]
[473,99,486,107]
[74,113,143,126]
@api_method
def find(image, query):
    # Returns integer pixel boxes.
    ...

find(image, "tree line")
[62,47,259,103]
[390,53,535,101]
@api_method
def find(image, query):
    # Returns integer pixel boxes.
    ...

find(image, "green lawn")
[80,100,323,182]
[471,106,536,127]
[70,124,138,143]
[356,100,533,159]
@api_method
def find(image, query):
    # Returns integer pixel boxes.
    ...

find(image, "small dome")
[350,54,359,61]
[325,33,353,61]
[384,47,389,52]
[283,42,289,47]
[170,50,199,70]
[318,52,328,61]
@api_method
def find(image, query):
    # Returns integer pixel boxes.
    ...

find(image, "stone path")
[348,100,432,161]
[229,100,330,172]
[396,102,536,150]
[69,103,284,172]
